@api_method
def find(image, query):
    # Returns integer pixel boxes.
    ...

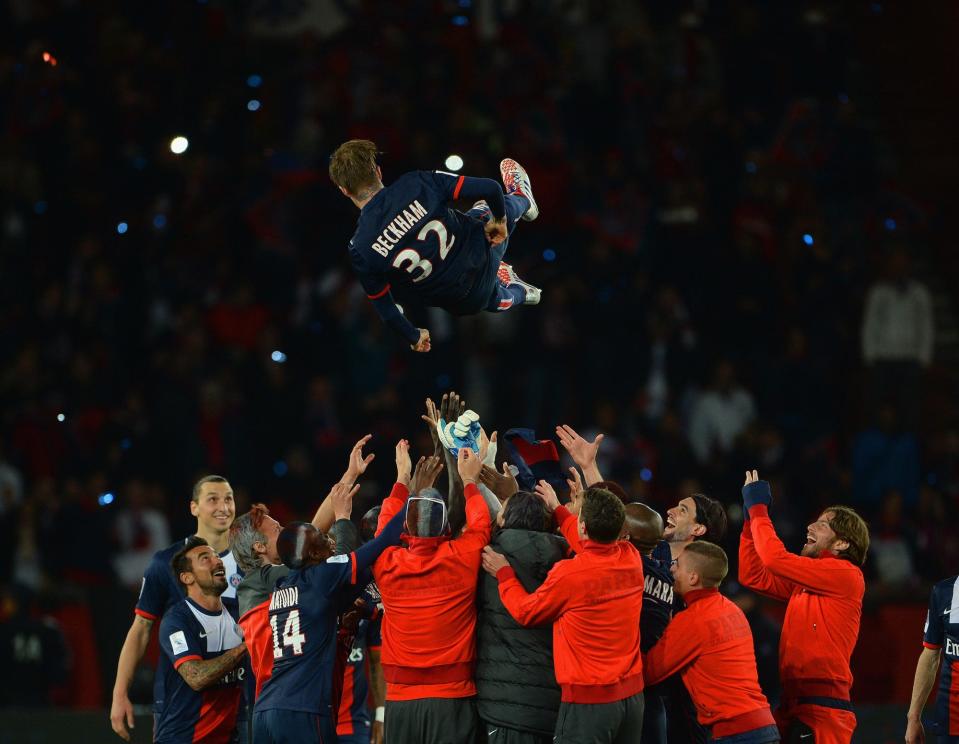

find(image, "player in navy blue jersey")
[156,537,249,744]
[329,139,541,352]
[335,617,382,744]
[623,501,675,744]
[253,508,407,743]
[111,475,243,742]
[906,574,959,743]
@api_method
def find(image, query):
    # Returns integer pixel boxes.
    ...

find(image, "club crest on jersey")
[230,573,242,588]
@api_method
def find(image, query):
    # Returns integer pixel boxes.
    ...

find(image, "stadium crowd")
[1,0,958,739]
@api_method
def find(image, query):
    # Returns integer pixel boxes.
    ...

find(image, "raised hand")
[344,434,375,482]
[535,479,561,512]
[457,447,483,485]
[479,462,519,502]
[555,424,604,471]
[741,469,771,515]
[421,398,442,457]
[411,455,445,494]
[481,545,510,576]
[395,439,412,487]
[330,482,361,521]
[566,466,585,514]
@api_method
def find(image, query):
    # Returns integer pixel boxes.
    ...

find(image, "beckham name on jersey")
[370,200,428,257]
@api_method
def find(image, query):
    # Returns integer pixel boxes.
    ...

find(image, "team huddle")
[108,389,888,744]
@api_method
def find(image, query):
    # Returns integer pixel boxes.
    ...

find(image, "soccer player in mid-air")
[329,139,541,352]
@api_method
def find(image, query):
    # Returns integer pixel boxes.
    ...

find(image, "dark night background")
[1,0,957,736]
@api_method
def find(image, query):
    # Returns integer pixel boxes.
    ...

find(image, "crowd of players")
[114,391,959,744]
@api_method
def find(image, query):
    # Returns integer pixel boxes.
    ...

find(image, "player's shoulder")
[930,575,959,602]
[148,537,193,571]
[159,597,194,629]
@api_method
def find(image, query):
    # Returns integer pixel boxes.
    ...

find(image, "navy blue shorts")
[252,709,336,744]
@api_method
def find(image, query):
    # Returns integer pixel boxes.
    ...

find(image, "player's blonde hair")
[329,139,380,195]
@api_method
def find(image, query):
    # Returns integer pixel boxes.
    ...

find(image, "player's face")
[191,482,235,535]
[185,546,228,595]
[802,511,841,558]
[670,552,695,596]
[664,497,703,543]
[258,516,282,565]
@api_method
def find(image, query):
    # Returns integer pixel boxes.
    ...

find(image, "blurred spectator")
[861,249,934,431]
[111,479,171,590]
[869,489,917,593]
[0,443,24,516]
[688,360,756,465]
[852,404,920,514]
[0,585,69,708]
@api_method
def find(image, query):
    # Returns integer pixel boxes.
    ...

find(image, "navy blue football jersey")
[923,575,959,736]
[641,542,675,653]
[348,170,505,343]
[136,538,243,710]
[335,616,382,738]
[255,508,404,717]
[255,553,360,716]
[156,598,247,744]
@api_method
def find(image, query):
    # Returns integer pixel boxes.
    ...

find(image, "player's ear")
[189,500,199,518]
[375,165,382,181]
[179,571,195,587]
[691,523,706,538]
[337,185,351,198]
[832,538,849,554]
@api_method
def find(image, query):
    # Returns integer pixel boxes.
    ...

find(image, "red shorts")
[775,698,856,744]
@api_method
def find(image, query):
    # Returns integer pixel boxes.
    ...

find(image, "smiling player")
[739,469,869,744]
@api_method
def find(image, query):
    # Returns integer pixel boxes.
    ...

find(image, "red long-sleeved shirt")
[373,482,491,701]
[738,504,864,701]
[495,505,644,704]
[644,587,775,737]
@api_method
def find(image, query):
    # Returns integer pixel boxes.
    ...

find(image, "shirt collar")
[682,587,719,605]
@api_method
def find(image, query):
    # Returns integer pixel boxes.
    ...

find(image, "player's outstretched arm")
[110,615,154,740]
[311,435,374,531]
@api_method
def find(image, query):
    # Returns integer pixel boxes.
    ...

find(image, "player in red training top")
[643,540,779,743]
[330,139,540,352]
[739,470,869,744]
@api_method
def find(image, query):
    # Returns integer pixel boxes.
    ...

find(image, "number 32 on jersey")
[392,219,455,282]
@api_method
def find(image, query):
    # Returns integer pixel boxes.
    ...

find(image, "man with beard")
[739,470,869,744]
[155,538,248,744]
[111,475,243,742]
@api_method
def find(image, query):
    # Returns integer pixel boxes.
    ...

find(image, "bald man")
[621,502,674,744]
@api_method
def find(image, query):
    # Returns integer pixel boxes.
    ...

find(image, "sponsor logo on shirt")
[946,638,959,657]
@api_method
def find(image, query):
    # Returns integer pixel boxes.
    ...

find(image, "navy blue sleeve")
[349,248,421,344]
[159,607,202,669]
[924,584,945,648]
[354,507,406,573]
[427,171,506,219]
[135,549,178,620]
